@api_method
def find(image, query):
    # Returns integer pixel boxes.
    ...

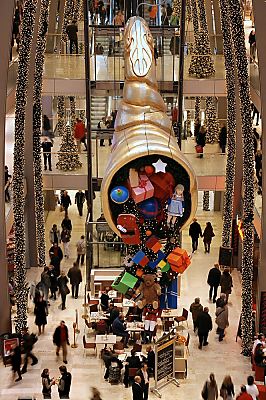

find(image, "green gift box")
[112,272,138,294]
[158,260,170,272]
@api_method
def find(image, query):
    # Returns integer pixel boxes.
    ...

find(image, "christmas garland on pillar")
[203,191,210,211]
[205,96,219,143]
[191,0,199,38]
[69,96,76,132]
[228,0,254,357]
[32,0,50,270]
[13,0,38,333]
[219,0,236,249]
[194,96,201,123]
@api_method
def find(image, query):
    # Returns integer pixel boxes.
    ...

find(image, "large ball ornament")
[144,165,155,176]
[110,186,129,203]
[138,198,160,219]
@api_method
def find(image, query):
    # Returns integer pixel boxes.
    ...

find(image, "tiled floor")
[0,195,252,400]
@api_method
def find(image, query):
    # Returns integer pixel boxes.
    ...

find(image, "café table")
[161,309,180,319]
[90,311,109,321]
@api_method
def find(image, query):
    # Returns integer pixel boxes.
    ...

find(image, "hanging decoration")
[205,97,219,143]
[56,124,82,171]
[228,0,254,357]
[32,0,50,269]
[69,96,76,132]
[219,0,236,249]
[61,0,74,45]
[190,0,199,38]
[203,191,210,211]
[13,0,38,333]
[57,96,65,136]
[194,96,201,122]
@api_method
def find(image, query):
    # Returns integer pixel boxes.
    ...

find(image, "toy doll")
[167,184,184,226]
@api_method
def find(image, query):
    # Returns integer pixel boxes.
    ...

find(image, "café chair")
[128,367,139,384]
[133,343,142,353]
[164,320,174,332]
[90,303,99,313]
[113,342,125,354]
[96,321,107,334]
[83,335,97,356]
[175,308,189,330]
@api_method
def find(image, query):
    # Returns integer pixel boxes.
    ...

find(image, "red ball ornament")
[145,230,152,236]
[144,165,155,176]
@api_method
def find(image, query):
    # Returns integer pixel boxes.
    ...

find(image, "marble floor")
[0,194,252,400]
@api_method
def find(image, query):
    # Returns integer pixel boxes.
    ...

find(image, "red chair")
[175,308,189,330]
[96,320,107,334]
[255,364,265,382]
[133,343,142,353]
[83,335,97,356]
[257,385,266,400]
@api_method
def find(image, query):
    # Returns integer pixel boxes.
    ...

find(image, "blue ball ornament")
[110,186,129,203]
[138,197,160,219]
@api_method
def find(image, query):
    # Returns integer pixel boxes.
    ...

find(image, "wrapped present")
[117,214,141,245]
[112,271,138,294]
[149,172,174,203]
[132,250,149,267]
[158,260,170,272]
[129,168,139,187]
[136,268,145,278]
[148,250,165,269]
[160,278,178,309]
[131,174,154,203]
[145,236,162,253]
[167,247,191,274]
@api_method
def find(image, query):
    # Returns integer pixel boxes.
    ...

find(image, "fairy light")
[205,97,219,143]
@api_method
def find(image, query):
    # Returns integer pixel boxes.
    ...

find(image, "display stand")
[151,335,180,398]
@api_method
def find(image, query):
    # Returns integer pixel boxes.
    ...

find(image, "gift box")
[129,168,139,187]
[145,236,162,253]
[158,260,170,272]
[160,278,178,309]
[149,172,173,203]
[117,214,141,245]
[132,250,149,267]
[112,271,138,294]
[131,174,154,203]
[167,247,191,274]
[148,250,165,269]
[136,268,145,278]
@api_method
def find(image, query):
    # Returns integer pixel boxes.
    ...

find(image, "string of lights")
[56,124,82,171]
[32,0,50,270]
[13,0,38,333]
[57,96,66,136]
[203,191,210,211]
[194,96,201,122]
[219,0,236,249]
[205,96,219,143]
[69,96,76,132]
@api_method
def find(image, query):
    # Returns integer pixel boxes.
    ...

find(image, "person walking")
[61,215,72,232]
[202,222,215,253]
[41,368,55,399]
[91,387,102,400]
[132,376,144,400]
[219,124,227,153]
[197,307,212,349]
[48,264,58,300]
[215,302,229,342]
[4,165,11,202]
[34,296,48,335]
[196,125,206,158]
[189,218,202,253]
[43,115,51,135]
[220,268,233,304]
[21,329,38,373]
[53,321,69,364]
[58,271,70,310]
[49,224,61,244]
[61,191,71,217]
[76,235,86,265]
[207,264,221,303]
[74,118,86,152]
[41,137,53,171]
[67,262,82,298]
[66,20,78,54]
[41,266,51,302]
[236,385,252,400]
[201,373,218,400]
[137,362,149,400]
[49,243,63,277]
[57,365,72,399]
[11,344,22,382]
[248,29,256,63]
[220,376,234,400]
[75,190,85,216]
[189,297,203,332]
[245,376,259,400]
[61,227,71,259]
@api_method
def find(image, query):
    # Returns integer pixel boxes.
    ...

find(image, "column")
[218,97,227,124]
[56,0,65,53]
[24,0,41,268]
[44,190,56,211]
[214,191,224,211]
[212,0,223,54]
[0,0,15,334]
[42,96,54,131]
[205,0,215,52]
[253,0,266,294]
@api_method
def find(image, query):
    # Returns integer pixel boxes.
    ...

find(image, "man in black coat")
[137,362,149,400]
[196,307,212,349]
[219,124,227,153]
[61,191,72,217]
[57,365,72,399]
[67,262,82,299]
[49,243,63,277]
[132,376,144,400]
[189,218,202,253]
[66,20,78,54]
[41,137,53,171]
[207,263,222,303]
[124,350,141,387]
[75,190,85,216]
[100,290,110,311]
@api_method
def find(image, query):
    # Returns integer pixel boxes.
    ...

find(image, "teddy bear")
[136,274,161,309]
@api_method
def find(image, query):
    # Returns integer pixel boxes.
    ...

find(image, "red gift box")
[149,172,175,203]
[145,236,162,253]
[167,247,191,274]
[117,214,141,245]
[131,174,154,203]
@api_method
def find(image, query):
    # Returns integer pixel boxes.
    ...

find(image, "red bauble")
[144,165,155,176]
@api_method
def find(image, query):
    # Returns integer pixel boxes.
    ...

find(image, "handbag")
[201,382,208,400]
[195,145,203,153]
